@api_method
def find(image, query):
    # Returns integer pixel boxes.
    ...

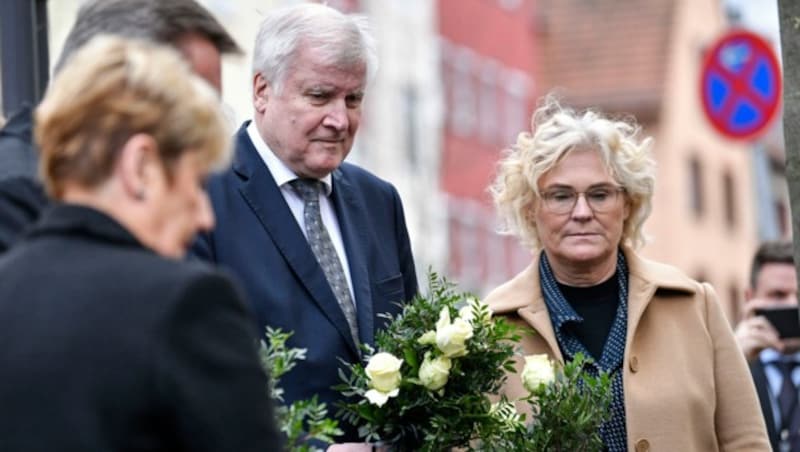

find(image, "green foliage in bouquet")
[260,328,343,452]
[335,272,522,451]
[503,352,614,452]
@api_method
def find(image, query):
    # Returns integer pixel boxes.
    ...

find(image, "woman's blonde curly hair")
[489,95,656,250]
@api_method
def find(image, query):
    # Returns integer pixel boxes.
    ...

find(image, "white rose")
[521,354,555,392]
[435,307,474,358]
[365,352,403,393]
[458,297,493,325]
[418,352,452,391]
[364,388,399,407]
[417,330,436,345]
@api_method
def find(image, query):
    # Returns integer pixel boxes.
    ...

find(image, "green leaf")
[260,327,342,451]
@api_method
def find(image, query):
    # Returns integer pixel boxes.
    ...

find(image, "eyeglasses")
[540,185,626,214]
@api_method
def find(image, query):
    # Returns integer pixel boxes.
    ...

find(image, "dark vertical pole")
[1,0,49,116]
[777,1,800,307]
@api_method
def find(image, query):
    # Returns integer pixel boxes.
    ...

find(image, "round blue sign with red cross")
[700,29,782,140]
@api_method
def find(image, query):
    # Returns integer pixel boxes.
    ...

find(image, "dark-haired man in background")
[0,0,240,253]
[735,240,800,452]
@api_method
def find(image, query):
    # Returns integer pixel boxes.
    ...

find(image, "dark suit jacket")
[751,360,781,451]
[192,122,418,442]
[0,176,48,253]
[0,104,49,253]
[0,104,38,180]
[0,204,282,451]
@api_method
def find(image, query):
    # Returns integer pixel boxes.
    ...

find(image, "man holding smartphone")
[736,240,800,452]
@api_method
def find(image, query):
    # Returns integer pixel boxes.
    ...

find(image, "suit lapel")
[231,126,359,356]
[750,360,779,447]
[330,168,374,347]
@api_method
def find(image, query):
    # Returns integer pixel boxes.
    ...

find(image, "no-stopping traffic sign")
[700,30,782,140]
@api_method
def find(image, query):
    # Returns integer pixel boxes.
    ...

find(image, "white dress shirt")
[759,348,800,430]
[246,121,356,305]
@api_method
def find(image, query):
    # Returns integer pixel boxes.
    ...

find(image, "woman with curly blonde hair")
[485,96,769,451]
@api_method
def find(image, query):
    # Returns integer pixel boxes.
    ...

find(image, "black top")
[0,204,283,451]
[558,272,620,361]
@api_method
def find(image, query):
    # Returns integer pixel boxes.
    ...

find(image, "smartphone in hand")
[754,306,800,338]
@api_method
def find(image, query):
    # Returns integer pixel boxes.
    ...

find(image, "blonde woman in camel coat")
[485,97,769,451]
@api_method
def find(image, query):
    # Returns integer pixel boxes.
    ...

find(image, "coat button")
[629,356,639,373]
[635,439,650,452]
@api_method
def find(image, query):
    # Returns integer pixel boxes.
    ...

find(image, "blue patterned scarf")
[539,250,629,451]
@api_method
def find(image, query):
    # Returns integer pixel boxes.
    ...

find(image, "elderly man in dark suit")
[0,37,282,451]
[192,3,418,446]
[0,0,240,253]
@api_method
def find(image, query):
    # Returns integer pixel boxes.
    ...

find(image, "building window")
[479,60,499,145]
[403,85,419,167]
[451,47,478,137]
[722,171,737,229]
[497,0,524,10]
[689,155,705,218]
[441,40,455,132]
[503,70,530,145]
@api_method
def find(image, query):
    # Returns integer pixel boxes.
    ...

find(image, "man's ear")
[253,72,270,114]
[117,133,160,201]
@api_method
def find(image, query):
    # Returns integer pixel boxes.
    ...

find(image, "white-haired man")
[192,4,418,449]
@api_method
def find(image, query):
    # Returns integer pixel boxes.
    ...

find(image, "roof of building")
[536,0,675,117]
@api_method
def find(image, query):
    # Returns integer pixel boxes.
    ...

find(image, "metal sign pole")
[0,0,49,117]
[777,1,800,315]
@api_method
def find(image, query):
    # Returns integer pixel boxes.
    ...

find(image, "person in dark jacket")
[192,4,418,447]
[0,36,282,452]
[735,240,800,451]
[0,0,240,253]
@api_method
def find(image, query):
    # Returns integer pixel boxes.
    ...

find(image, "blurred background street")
[22,0,790,324]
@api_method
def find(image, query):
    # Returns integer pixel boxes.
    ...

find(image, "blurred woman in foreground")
[0,36,281,451]
[485,97,769,451]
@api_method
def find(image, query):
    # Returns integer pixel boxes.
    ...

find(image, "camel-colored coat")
[484,248,769,452]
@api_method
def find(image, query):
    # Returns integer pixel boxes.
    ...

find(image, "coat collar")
[485,246,698,362]
[487,246,697,314]
[28,203,145,251]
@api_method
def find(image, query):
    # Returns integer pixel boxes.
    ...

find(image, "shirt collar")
[760,348,800,365]
[539,255,583,330]
[246,121,332,195]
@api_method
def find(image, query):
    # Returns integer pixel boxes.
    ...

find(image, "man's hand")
[734,315,782,360]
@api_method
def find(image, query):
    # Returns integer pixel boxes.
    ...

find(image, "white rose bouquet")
[336,273,521,451]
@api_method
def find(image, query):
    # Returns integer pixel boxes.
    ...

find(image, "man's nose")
[322,99,349,131]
